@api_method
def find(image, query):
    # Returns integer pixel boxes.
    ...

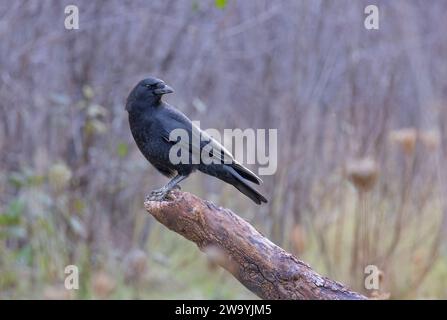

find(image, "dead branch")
[144,191,366,300]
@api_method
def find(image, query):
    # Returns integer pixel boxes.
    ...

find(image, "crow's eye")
[145,84,157,89]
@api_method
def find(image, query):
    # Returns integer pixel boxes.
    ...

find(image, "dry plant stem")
[351,190,371,289]
[333,184,349,265]
[406,223,442,296]
[381,154,415,264]
[406,150,447,292]
[305,199,334,277]
[371,197,384,261]
[361,194,370,267]
[144,191,366,300]
[406,151,447,296]
[350,191,362,280]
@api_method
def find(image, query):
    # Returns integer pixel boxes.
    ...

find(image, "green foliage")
[215,0,227,9]
[116,142,129,158]
[8,169,45,188]
[0,200,24,227]
[77,87,108,136]
[0,200,26,242]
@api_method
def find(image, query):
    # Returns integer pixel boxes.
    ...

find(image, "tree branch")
[144,191,366,300]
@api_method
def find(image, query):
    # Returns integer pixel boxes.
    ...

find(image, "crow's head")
[126,77,174,111]
[139,77,174,96]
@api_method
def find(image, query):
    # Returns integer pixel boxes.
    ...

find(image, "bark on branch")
[144,191,366,300]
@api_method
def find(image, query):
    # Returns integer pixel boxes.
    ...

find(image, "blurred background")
[1,0,447,299]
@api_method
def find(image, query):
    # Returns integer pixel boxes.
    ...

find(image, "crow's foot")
[145,185,180,202]
[145,188,169,202]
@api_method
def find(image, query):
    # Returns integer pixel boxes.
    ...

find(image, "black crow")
[126,77,267,205]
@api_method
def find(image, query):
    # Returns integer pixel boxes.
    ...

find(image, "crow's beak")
[154,84,174,95]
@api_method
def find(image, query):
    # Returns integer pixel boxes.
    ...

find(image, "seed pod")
[389,128,417,155]
[346,158,378,192]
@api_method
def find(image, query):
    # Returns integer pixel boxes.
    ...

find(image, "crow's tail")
[231,161,263,185]
[199,164,268,205]
[226,166,268,205]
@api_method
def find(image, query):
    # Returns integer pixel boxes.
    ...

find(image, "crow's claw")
[145,188,168,202]
[145,184,181,202]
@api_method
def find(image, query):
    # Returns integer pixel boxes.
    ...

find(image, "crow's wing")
[158,109,231,160]
[159,107,262,184]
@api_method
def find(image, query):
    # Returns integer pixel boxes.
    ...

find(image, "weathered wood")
[144,191,366,300]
